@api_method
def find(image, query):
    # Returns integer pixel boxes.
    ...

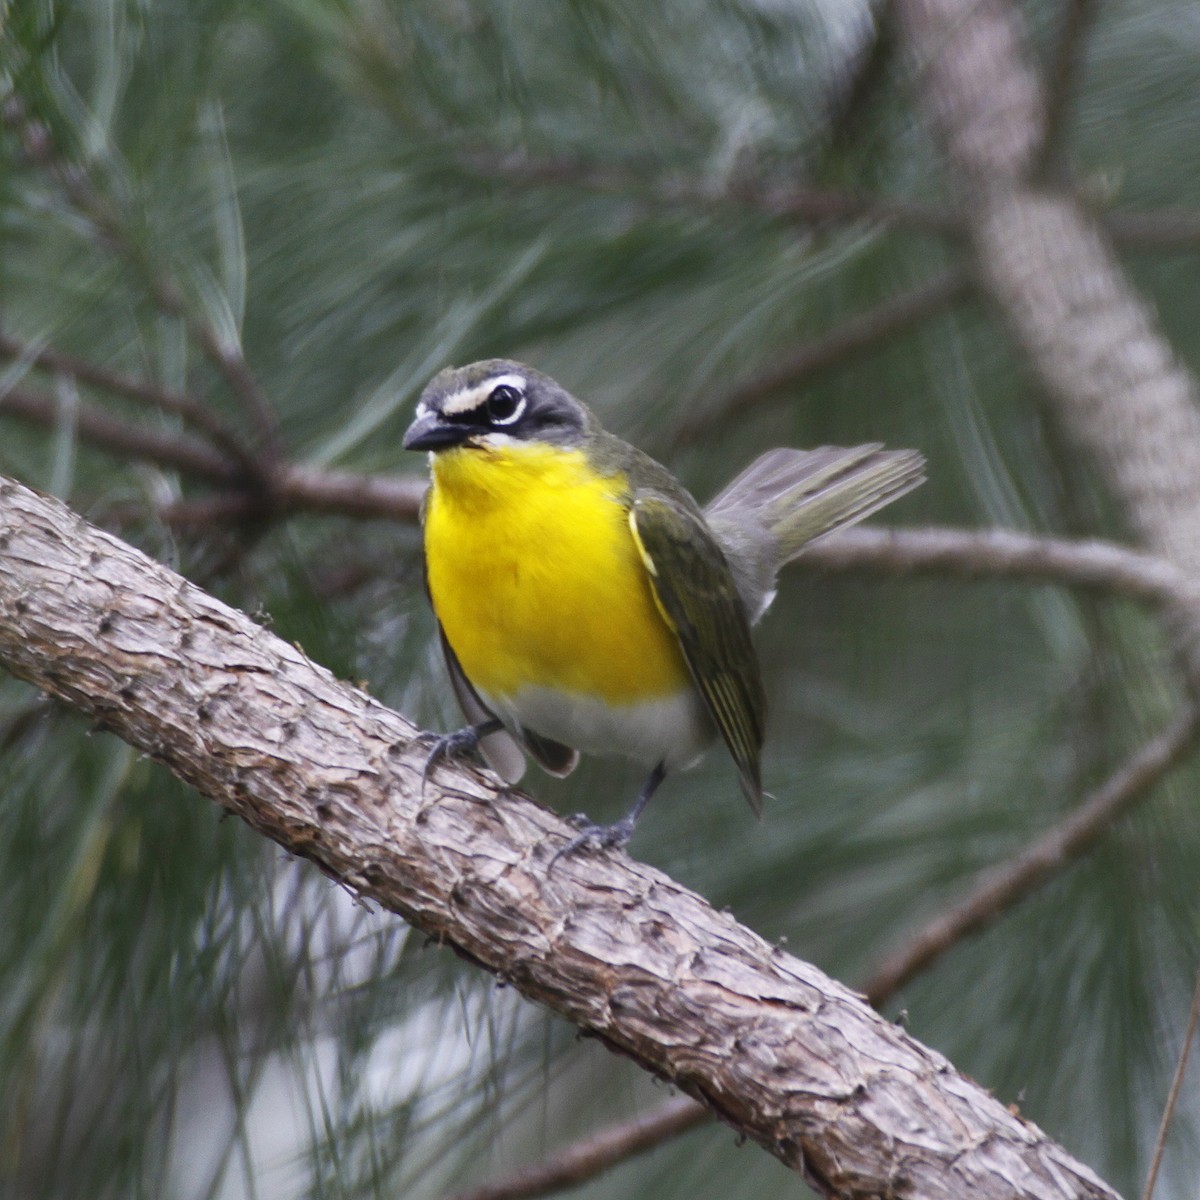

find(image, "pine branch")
[465,149,962,236]
[469,148,1200,252]
[894,0,1200,690]
[0,474,1122,1200]
[0,381,425,521]
[1035,0,1101,182]
[275,463,424,521]
[798,526,1200,611]
[671,268,971,448]
[101,470,426,529]
[863,708,1200,1004]
[445,1097,705,1200]
[0,330,259,473]
[1,95,283,458]
[0,383,242,483]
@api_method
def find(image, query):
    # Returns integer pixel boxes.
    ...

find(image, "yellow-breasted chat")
[403,359,923,860]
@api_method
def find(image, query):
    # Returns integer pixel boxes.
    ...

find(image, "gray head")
[402,359,594,452]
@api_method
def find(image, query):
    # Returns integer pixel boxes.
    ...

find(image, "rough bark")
[0,476,1120,1198]
[895,0,1200,681]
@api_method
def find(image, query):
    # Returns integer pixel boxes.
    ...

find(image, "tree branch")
[0,329,259,473]
[0,383,242,484]
[863,708,1200,1005]
[465,149,963,236]
[671,268,971,448]
[0,381,425,521]
[0,474,1121,1199]
[894,0,1200,688]
[1035,0,1101,181]
[798,525,1200,611]
[2,95,283,458]
[446,1096,706,1200]
[468,149,1200,252]
[274,463,424,521]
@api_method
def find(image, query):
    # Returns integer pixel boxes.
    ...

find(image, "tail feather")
[705,444,924,622]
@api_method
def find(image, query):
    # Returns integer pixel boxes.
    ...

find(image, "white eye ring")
[486,384,526,425]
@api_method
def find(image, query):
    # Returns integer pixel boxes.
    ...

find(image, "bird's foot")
[549,817,636,869]
[418,720,500,792]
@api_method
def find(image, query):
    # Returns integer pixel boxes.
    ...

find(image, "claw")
[547,762,668,870]
[419,719,503,793]
[548,817,636,870]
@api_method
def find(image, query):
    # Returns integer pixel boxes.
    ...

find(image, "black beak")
[402,411,474,452]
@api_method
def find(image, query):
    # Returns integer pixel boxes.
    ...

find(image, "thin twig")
[277,464,424,521]
[826,0,898,153]
[2,95,283,458]
[468,148,963,235]
[0,384,241,483]
[0,383,427,528]
[445,1097,706,1200]
[723,179,959,232]
[98,494,271,531]
[863,708,1200,1005]
[798,525,1200,611]
[468,148,1200,250]
[0,330,257,472]
[672,268,971,448]
[172,293,282,458]
[1036,0,1102,181]
[100,472,426,529]
[1141,967,1200,1200]
[1102,210,1200,249]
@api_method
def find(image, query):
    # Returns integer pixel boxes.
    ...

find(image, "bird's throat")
[424,442,691,705]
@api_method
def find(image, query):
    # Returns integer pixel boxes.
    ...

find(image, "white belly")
[482,683,714,772]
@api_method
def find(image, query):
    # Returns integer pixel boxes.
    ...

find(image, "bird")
[403,359,923,861]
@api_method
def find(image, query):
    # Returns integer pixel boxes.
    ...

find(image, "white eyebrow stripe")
[440,373,527,416]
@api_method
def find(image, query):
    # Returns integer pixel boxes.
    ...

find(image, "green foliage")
[3,0,1200,1197]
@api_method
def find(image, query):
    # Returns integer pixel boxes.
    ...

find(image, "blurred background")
[3,0,1200,1196]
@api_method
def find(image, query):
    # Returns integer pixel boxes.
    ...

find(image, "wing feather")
[631,493,765,815]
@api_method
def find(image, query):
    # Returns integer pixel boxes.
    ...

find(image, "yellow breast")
[423,440,689,705]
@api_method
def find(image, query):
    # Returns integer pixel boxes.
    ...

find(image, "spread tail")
[705,444,924,622]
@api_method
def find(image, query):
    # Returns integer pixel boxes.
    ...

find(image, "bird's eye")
[486,384,525,425]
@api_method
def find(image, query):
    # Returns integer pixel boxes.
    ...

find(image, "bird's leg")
[549,763,667,868]
[420,718,505,791]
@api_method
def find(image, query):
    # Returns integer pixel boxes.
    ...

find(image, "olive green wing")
[631,492,766,816]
